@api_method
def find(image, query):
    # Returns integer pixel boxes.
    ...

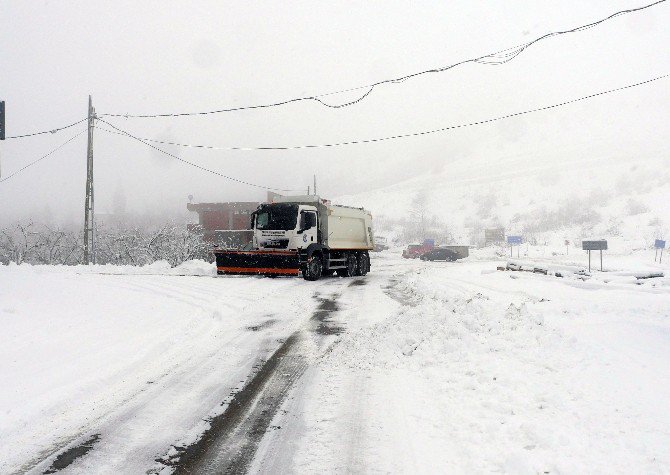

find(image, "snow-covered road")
[0,262,341,473]
[1,253,669,473]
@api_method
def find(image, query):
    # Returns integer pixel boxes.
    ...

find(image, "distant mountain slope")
[336,148,669,247]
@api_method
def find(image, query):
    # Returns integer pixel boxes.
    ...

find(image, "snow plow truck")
[214,195,374,281]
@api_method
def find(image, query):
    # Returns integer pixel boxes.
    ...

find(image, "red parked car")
[402,244,424,258]
[402,240,435,258]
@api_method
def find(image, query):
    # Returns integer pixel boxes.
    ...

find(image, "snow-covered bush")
[0,222,209,266]
[518,197,601,234]
[95,224,210,266]
[0,222,80,265]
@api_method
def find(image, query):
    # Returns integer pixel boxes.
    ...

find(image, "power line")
[94,118,303,192]
[99,0,667,118]
[5,117,88,140]
[95,73,669,151]
[0,129,87,184]
[4,2,665,139]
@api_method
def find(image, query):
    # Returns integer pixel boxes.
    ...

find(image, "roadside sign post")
[654,239,665,263]
[582,240,608,272]
[0,101,4,178]
[565,239,570,255]
[507,236,522,258]
[0,101,5,141]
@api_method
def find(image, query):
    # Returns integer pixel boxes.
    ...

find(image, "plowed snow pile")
[268,259,670,473]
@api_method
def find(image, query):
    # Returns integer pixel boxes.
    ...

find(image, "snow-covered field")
[0,261,327,473]
[1,250,669,473]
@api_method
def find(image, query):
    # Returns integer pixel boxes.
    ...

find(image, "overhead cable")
[96,73,669,151]
[94,118,304,192]
[5,118,89,140]
[6,1,666,138]
[99,0,667,118]
[0,129,87,183]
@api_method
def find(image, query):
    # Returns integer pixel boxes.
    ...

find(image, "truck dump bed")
[326,205,373,250]
[273,195,373,250]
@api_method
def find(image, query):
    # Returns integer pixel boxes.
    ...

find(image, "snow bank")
[283,258,670,473]
[1,259,216,276]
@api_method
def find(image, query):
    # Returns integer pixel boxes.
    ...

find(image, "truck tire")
[357,253,369,276]
[303,255,323,281]
[336,253,357,277]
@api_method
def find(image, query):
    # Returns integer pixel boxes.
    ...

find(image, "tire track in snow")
[248,273,401,474]
[157,283,350,474]
[15,275,326,474]
[167,332,308,474]
[42,434,100,474]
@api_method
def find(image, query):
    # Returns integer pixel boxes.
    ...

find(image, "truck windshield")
[255,204,298,231]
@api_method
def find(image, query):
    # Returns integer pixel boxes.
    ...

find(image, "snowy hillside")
[336,147,670,248]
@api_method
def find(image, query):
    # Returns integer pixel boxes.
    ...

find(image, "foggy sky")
[1,0,669,225]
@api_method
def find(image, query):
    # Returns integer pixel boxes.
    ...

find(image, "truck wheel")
[337,253,357,277]
[357,253,369,276]
[303,256,323,281]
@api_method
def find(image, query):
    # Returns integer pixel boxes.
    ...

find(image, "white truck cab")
[253,204,319,251]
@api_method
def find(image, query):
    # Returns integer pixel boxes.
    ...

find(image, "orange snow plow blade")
[214,250,300,276]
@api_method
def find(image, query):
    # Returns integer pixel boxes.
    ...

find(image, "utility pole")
[83,95,95,264]
[0,101,5,178]
[0,100,5,141]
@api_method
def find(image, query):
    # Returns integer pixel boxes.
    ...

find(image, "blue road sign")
[507,235,522,245]
[655,239,666,249]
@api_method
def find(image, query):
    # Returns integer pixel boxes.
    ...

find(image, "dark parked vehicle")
[420,247,459,262]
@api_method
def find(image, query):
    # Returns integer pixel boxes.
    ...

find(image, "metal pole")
[83,95,95,264]
[0,101,4,178]
[510,246,512,258]
[661,248,664,264]
[313,174,317,196]
[0,100,5,141]
[588,250,591,272]
[600,249,603,271]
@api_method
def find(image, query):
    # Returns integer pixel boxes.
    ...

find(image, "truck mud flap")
[214,250,300,276]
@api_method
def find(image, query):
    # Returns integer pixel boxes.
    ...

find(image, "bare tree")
[410,192,428,241]
[0,221,208,267]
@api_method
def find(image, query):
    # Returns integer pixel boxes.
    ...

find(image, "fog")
[1,0,669,227]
